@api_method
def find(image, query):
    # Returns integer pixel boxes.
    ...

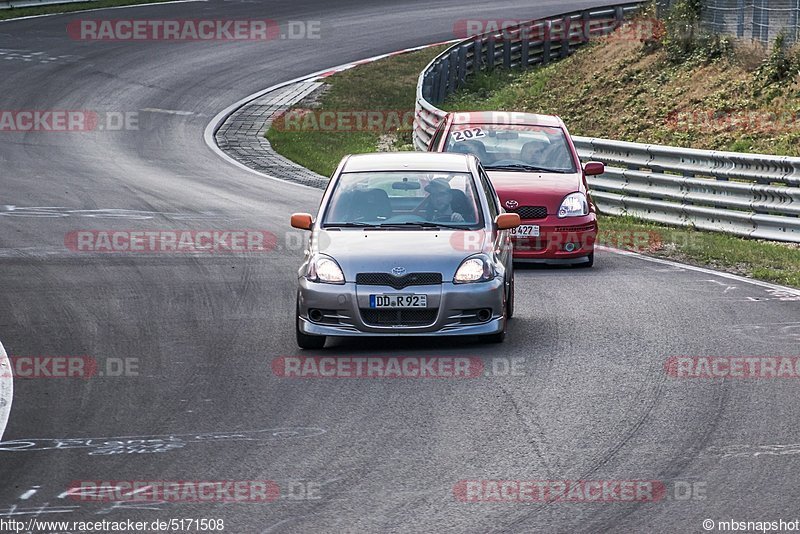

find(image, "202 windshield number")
[452,128,485,143]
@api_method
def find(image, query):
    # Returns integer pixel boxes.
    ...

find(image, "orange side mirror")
[495,213,521,230]
[290,213,313,231]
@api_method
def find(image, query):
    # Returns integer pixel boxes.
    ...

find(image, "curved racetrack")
[1,1,799,532]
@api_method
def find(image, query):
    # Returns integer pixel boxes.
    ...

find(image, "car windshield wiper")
[378,221,468,230]
[323,222,384,229]
[485,164,566,173]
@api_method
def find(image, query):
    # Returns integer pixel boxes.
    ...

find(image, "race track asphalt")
[1,1,799,532]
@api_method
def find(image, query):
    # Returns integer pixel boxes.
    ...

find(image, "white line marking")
[203,40,459,191]
[608,247,800,297]
[0,0,206,24]
[140,108,194,116]
[0,340,13,441]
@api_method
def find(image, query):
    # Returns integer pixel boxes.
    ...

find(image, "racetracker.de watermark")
[3,356,139,379]
[272,109,416,132]
[67,481,280,502]
[67,19,320,41]
[0,111,138,132]
[65,230,277,253]
[452,17,664,42]
[666,356,800,379]
[454,480,707,502]
[272,356,526,378]
[450,229,664,253]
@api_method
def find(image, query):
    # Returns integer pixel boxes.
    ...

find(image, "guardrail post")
[472,39,482,73]
[789,0,799,43]
[560,16,571,58]
[457,45,468,87]
[521,24,530,67]
[422,73,434,103]
[580,11,591,43]
[503,37,512,67]
[436,59,448,103]
[486,34,496,70]
[736,0,745,37]
[447,49,458,94]
[542,21,551,64]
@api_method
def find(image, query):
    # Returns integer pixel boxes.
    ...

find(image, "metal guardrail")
[0,0,95,9]
[412,2,800,242]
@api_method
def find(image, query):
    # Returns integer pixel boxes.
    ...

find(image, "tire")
[483,329,506,343]
[506,274,515,319]
[297,326,326,350]
[574,253,594,268]
[296,297,326,350]
[483,306,508,344]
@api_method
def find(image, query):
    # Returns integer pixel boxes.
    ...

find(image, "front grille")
[356,272,442,290]
[554,224,596,232]
[360,308,438,327]
[509,206,548,219]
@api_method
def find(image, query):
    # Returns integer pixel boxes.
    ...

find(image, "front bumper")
[512,215,597,262]
[297,276,506,337]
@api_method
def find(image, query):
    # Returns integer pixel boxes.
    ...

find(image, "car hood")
[314,229,490,280]
[486,170,584,213]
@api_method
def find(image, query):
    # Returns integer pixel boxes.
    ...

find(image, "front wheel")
[483,329,506,343]
[296,297,326,349]
[297,327,326,350]
[574,253,594,268]
[506,274,515,319]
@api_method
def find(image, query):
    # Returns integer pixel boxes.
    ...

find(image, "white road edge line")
[0,339,13,441]
[605,246,800,296]
[203,40,459,191]
[0,0,207,24]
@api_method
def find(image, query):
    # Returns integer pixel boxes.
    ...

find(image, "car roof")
[342,152,472,173]
[448,111,563,128]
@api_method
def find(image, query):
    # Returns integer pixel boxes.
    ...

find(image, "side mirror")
[290,213,313,231]
[495,213,521,230]
[583,161,605,176]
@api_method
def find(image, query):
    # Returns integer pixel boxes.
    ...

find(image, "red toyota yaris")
[428,111,604,266]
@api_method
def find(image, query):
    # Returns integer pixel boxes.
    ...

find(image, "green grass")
[0,0,175,20]
[265,45,447,177]
[600,216,800,288]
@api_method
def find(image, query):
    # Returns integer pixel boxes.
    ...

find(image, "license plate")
[510,225,540,237]
[369,294,427,308]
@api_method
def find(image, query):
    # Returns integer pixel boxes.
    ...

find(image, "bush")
[661,0,733,63]
[755,34,800,84]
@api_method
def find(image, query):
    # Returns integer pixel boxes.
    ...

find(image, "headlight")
[454,255,495,283]
[306,255,345,284]
[558,192,588,218]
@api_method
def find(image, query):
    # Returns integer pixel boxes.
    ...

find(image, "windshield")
[445,124,577,173]
[323,171,483,229]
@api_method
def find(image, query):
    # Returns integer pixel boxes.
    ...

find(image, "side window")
[478,167,499,220]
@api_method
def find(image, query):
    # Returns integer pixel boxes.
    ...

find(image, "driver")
[425,178,465,223]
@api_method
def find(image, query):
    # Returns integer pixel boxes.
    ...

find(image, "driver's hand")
[450,212,465,222]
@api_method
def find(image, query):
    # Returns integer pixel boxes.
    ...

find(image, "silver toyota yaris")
[291,152,520,349]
